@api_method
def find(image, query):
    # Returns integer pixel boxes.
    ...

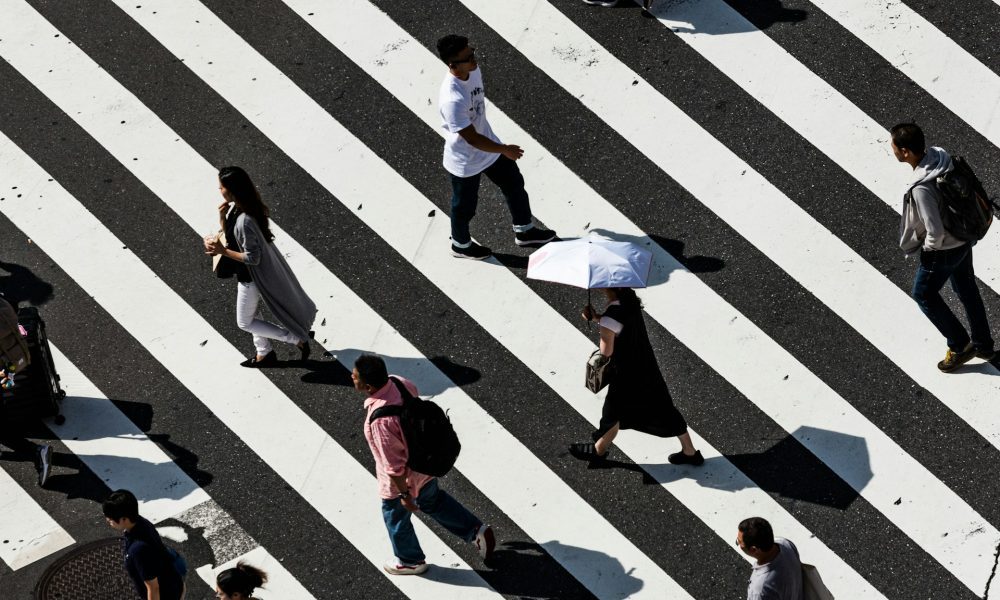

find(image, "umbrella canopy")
[526,236,653,289]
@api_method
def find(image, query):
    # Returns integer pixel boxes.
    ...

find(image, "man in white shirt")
[436,34,556,260]
[737,517,803,600]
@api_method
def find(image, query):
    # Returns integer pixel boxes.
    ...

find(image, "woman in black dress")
[570,287,703,465]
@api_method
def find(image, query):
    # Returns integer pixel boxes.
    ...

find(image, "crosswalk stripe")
[0,465,74,570]
[450,0,999,592]
[0,4,691,597]
[0,125,499,600]
[46,343,211,522]
[45,342,311,592]
[196,547,317,600]
[118,0,904,595]
[808,0,1000,152]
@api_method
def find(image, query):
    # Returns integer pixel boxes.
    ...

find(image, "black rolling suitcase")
[0,306,65,424]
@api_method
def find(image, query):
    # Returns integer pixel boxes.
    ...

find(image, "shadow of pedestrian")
[628,0,807,32]
[0,260,55,308]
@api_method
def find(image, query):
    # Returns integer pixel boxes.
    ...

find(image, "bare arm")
[457,125,523,161]
[144,577,160,600]
[599,326,616,357]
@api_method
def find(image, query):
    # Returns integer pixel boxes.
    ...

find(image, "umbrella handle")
[587,288,593,333]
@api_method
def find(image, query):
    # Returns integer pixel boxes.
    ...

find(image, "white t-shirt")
[439,67,501,177]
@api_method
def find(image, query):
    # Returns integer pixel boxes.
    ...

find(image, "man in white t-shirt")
[436,34,557,260]
[737,517,804,600]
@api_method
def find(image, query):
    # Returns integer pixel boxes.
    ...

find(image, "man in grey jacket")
[893,123,995,371]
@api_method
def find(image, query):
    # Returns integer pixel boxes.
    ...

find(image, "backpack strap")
[369,404,403,424]
[367,377,415,424]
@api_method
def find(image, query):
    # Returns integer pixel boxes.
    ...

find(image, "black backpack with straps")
[932,156,999,241]
[368,377,461,477]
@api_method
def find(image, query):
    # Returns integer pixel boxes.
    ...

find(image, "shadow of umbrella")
[634,0,807,32]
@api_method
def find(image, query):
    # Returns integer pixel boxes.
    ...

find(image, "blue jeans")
[381,478,481,564]
[449,155,533,246]
[912,243,994,352]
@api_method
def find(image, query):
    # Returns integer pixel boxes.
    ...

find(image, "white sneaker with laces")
[383,559,428,576]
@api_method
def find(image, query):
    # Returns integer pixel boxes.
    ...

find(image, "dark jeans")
[911,243,994,352]
[381,478,480,564]
[449,155,533,245]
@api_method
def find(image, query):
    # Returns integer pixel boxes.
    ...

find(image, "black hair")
[611,287,643,311]
[738,517,775,551]
[436,34,469,64]
[218,166,275,243]
[217,561,268,597]
[890,123,925,155]
[103,489,140,522]
[354,354,389,389]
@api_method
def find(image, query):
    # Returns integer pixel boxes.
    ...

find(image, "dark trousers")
[449,155,533,245]
[381,478,480,564]
[911,243,994,352]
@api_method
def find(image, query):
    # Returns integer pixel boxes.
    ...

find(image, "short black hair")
[891,123,925,155]
[738,517,775,551]
[437,34,469,64]
[354,354,389,389]
[103,489,140,522]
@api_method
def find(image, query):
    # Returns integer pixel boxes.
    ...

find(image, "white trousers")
[236,281,299,355]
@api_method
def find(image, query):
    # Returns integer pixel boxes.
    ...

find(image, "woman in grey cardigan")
[205,167,316,367]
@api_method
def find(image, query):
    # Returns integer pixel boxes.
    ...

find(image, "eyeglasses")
[451,48,477,65]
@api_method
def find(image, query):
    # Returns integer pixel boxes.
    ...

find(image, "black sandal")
[569,442,609,462]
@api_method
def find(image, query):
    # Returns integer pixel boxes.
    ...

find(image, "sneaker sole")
[383,564,429,576]
[514,235,557,247]
[477,526,496,561]
[938,355,977,372]
[450,250,491,260]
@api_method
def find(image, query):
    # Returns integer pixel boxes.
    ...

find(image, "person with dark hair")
[737,517,803,600]
[205,167,317,368]
[215,561,267,600]
[569,287,702,465]
[352,353,494,575]
[893,123,995,371]
[436,34,556,260]
[103,489,185,600]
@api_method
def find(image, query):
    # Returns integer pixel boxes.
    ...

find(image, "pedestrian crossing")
[1,1,999,598]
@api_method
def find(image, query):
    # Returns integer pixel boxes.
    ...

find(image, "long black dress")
[593,301,688,440]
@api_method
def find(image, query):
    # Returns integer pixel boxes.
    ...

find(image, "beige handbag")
[585,349,612,393]
[802,564,834,600]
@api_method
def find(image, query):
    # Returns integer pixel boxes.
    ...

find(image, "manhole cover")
[35,537,139,600]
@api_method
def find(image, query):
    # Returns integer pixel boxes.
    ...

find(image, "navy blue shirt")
[122,516,183,600]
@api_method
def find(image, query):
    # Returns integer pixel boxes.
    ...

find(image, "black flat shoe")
[668,450,704,466]
[297,340,311,361]
[240,350,277,368]
[569,442,609,462]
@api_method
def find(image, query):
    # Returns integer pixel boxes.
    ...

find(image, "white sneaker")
[383,559,428,576]
[473,524,495,561]
[37,444,52,487]
[583,0,619,6]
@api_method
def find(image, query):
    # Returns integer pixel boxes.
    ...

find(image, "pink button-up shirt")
[363,375,434,500]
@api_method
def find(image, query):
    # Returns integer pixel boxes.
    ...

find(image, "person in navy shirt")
[103,489,185,600]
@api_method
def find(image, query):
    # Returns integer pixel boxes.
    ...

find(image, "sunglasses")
[451,48,477,65]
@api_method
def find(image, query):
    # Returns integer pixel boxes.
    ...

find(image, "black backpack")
[931,156,999,241]
[368,377,461,477]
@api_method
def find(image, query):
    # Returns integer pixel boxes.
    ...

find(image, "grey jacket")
[234,213,316,343]
[898,146,966,254]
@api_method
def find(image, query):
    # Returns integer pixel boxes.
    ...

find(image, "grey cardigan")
[233,213,316,343]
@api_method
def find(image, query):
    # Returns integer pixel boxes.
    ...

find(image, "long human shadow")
[595,427,871,510]
[296,348,482,395]
[0,260,55,307]
[611,0,807,32]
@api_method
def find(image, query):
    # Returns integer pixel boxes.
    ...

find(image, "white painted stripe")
[292,0,990,593]
[809,0,1000,152]
[46,343,210,523]
[196,546,316,600]
[0,104,496,600]
[118,0,872,595]
[0,467,74,570]
[0,4,685,598]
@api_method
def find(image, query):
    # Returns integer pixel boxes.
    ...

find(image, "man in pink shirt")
[353,354,495,575]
